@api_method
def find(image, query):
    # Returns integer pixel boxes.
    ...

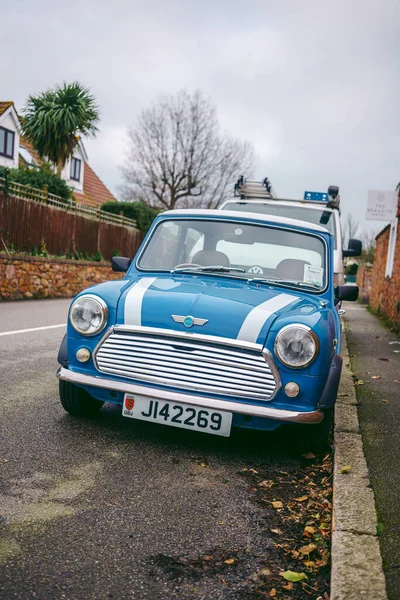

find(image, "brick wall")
[0,255,123,301]
[356,264,374,304]
[369,220,400,324]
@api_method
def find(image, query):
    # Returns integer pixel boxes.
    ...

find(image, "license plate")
[122,394,232,437]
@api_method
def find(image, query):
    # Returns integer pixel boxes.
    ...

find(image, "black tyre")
[295,409,333,454]
[59,380,104,417]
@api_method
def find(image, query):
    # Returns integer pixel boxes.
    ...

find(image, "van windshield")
[138,219,327,291]
[223,202,336,246]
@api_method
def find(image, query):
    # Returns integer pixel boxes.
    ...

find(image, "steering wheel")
[248,265,264,274]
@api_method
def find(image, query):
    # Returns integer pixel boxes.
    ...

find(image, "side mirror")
[111,256,131,272]
[335,285,359,302]
[343,238,362,258]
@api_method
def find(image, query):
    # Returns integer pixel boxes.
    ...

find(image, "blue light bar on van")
[303,191,329,202]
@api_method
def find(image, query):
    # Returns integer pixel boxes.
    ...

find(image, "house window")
[0,127,15,159]
[70,157,81,181]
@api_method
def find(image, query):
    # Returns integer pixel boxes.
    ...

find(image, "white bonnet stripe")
[124,277,157,325]
[237,294,299,343]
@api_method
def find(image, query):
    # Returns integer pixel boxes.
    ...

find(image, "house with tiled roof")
[0,101,116,207]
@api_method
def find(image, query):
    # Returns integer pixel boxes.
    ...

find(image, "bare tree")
[342,213,359,249]
[120,90,256,210]
[359,226,380,263]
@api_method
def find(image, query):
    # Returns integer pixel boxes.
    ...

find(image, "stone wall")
[369,221,400,324]
[0,255,123,301]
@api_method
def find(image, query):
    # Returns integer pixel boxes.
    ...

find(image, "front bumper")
[57,367,324,424]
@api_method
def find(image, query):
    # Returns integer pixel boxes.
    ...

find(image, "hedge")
[0,165,73,202]
[101,201,160,234]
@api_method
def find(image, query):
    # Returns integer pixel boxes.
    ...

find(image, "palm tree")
[21,82,99,175]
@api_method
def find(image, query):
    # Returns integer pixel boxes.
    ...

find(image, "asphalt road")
[0,299,307,600]
[345,304,400,600]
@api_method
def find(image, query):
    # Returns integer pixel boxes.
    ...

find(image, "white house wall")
[0,111,20,168]
[61,149,84,192]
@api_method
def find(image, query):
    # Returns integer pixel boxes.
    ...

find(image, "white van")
[221,179,362,285]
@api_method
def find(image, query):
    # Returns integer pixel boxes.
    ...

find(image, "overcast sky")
[3,0,399,233]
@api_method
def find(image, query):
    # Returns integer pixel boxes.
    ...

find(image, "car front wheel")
[59,380,104,417]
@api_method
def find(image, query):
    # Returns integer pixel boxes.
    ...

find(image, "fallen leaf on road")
[354,379,364,386]
[219,521,225,525]
[299,543,317,555]
[294,495,308,502]
[259,567,271,577]
[376,336,383,340]
[205,555,213,561]
[282,582,294,590]
[1,459,9,463]
[302,452,315,459]
[303,526,315,537]
[272,501,283,509]
[259,480,275,489]
[269,588,277,597]
[224,558,235,565]
[371,375,381,380]
[382,400,389,404]
[271,528,282,535]
[281,570,308,582]
[379,357,389,361]
[339,465,352,474]
[303,560,316,568]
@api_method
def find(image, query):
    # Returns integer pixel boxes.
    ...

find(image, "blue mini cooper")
[57,209,358,451]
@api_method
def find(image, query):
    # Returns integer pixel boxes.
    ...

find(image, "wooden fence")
[0,192,142,261]
[0,177,137,228]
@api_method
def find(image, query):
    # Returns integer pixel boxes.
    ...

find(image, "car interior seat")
[192,250,230,266]
[275,259,310,281]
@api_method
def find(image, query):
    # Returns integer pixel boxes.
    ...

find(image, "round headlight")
[274,325,319,368]
[70,295,108,336]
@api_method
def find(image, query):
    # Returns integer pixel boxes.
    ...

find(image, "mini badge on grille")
[171,315,208,328]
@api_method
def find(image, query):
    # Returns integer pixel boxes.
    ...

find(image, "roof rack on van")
[234,176,277,200]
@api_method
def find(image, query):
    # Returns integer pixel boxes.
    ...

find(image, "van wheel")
[296,409,333,454]
[59,380,104,417]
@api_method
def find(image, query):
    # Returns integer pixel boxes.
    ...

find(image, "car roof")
[159,208,332,235]
[222,199,334,212]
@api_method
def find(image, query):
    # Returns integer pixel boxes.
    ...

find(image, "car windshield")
[138,219,327,291]
[224,202,336,246]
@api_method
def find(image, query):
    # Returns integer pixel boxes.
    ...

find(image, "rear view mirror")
[111,256,131,272]
[335,285,359,302]
[343,239,362,258]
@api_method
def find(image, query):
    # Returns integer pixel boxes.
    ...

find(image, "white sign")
[366,190,398,221]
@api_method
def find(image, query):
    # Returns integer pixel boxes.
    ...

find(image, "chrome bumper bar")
[57,367,324,424]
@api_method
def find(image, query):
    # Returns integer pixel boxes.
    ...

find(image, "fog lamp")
[284,382,300,398]
[76,348,91,362]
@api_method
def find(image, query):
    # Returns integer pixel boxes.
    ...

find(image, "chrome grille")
[94,329,278,401]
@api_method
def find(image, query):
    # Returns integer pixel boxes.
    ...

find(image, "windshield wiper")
[171,265,245,274]
[248,278,322,290]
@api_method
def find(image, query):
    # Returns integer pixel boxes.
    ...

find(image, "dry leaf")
[338,465,352,474]
[199,462,207,467]
[302,452,315,459]
[269,589,277,597]
[294,495,308,502]
[205,555,213,561]
[259,567,271,577]
[219,521,225,525]
[382,399,389,404]
[355,379,364,386]
[371,375,381,380]
[271,528,282,535]
[303,560,316,568]
[282,582,294,590]
[224,558,235,565]
[249,468,258,474]
[272,501,283,509]
[259,480,275,489]
[303,526,315,538]
[299,543,317,555]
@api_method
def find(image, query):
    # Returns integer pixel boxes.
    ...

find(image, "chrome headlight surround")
[69,295,108,336]
[274,324,319,369]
